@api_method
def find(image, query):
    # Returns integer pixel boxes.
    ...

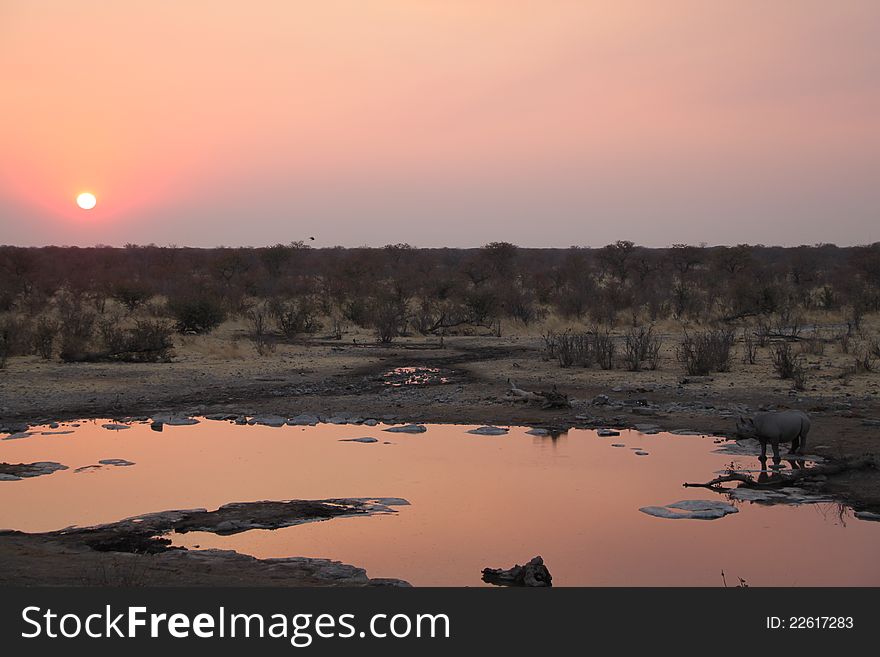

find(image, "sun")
[76,192,97,210]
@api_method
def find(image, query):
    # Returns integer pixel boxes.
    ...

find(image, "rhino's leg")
[771,442,781,462]
[788,434,800,455]
[798,425,808,455]
[759,440,768,460]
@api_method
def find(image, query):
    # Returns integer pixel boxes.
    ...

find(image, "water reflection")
[1,419,878,586]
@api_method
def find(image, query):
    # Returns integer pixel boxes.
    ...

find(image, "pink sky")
[1,1,878,247]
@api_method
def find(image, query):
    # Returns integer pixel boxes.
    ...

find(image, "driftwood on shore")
[506,380,571,409]
[683,457,875,491]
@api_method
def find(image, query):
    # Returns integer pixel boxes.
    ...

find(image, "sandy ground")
[1,316,878,585]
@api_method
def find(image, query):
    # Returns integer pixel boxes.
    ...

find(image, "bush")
[0,315,31,368]
[271,298,321,339]
[112,282,152,312]
[64,317,174,362]
[167,295,226,334]
[33,316,58,360]
[371,296,408,344]
[247,306,275,356]
[771,342,809,390]
[58,299,96,362]
[593,326,616,370]
[112,320,174,362]
[623,325,662,371]
[771,342,803,379]
[741,328,758,364]
[544,330,593,368]
[676,328,735,375]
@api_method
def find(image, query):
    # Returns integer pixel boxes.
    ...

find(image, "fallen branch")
[684,457,875,490]
[505,380,571,409]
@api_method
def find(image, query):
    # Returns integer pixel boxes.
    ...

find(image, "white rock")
[467,426,508,436]
[597,429,621,437]
[526,428,549,436]
[102,423,131,431]
[640,500,738,520]
[383,424,427,434]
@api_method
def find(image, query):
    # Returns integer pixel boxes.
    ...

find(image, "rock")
[152,415,200,426]
[288,414,320,426]
[0,423,28,435]
[102,423,131,431]
[2,432,35,441]
[74,465,104,474]
[611,443,625,447]
[670,429,704,436]
[363,419,378,426]
[591,394,611,406]
[634,423,660,433]
[339,437,379,444]
[861,419,880,427]
[327,416,350,425]
[40,430,75,435]
[597,429,621,437]
[482,556,552,587]
[467,426,508,436]
[98,459,135,467]
[383,424,427,434]
[634,450,650,456]
[526,428,549,436]
[1,460,67,480]
[640,500,738,520]
[855,511,880,522]
[249,415,287,427]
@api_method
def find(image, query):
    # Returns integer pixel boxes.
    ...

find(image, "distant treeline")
[2,242,880,331]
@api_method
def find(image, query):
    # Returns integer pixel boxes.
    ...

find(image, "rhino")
[736,410,810,460]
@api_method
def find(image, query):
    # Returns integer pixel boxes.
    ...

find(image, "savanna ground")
[2,312,879,504]
[1,243,879,584]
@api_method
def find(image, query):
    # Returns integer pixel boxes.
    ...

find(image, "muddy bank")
[0,498,410,587]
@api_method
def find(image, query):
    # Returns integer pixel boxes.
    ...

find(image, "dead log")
[505,379,542,403]
[505,380,571,409]
[538,386,571,409]
[683,457,875,491]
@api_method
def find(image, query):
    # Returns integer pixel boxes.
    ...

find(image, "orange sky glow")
[1,1,878,247]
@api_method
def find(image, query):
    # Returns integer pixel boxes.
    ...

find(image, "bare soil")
[1,321,879,585]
